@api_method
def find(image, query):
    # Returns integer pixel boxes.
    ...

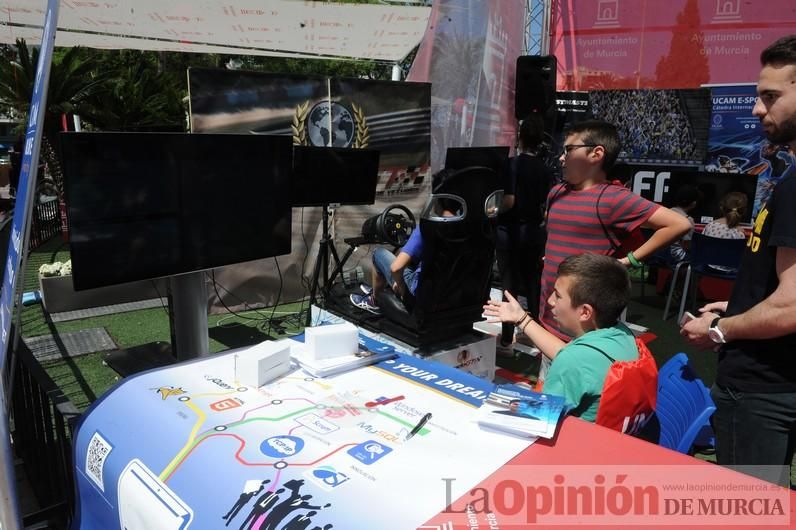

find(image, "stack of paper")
[477,384,567,439]
[290,343,397,378]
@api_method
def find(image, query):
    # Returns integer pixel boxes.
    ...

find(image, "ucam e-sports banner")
[188,69,430,311]
[706,84,795,218]
[551,0,796,90]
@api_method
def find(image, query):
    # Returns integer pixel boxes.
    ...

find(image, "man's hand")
[700,301,728,314]
[483,290,526,324]
[618,257,631,268]
[680,310,721,350]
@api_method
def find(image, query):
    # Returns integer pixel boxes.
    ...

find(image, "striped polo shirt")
[539,182,659,340]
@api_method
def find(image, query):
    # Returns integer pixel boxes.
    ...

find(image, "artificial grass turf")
[21,234,309,410]
[26,302,308,412]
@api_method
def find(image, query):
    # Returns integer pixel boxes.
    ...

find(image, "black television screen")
[61,132,293,291]
[665,171,758,225]
[291,146,380,207]
[444,146,510,182]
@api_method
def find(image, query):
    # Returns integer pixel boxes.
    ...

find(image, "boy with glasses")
[538,120,690,348]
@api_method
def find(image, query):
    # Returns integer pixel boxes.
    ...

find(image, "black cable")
[208,270,271,321]
[300,207,311,288]
[149,279,169,315]
[296,207,312,324]
[264,257,284,336]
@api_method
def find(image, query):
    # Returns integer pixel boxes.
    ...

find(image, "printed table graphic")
[72,340,532,530]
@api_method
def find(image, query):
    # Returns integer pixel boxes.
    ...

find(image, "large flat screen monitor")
[61,132,293,291]
[291,146,380,207]
[665,171,758,225]
[444,146,510,182]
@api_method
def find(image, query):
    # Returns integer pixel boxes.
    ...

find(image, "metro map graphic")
[72,345,531,530]
[155,371,431,529]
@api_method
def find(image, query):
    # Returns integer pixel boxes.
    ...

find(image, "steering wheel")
[379,204,416,247]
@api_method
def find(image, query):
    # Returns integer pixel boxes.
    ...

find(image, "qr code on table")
[86,431,112,492]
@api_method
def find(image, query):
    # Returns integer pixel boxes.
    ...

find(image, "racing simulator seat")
[376,166,502,348]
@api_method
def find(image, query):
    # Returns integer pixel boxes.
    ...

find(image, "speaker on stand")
[506,55,558,344]
[515,55,557,121]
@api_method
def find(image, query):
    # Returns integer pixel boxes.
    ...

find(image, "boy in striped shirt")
[538,120,690,349]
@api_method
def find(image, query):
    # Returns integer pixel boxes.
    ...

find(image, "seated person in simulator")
[483,253,640,422]
[702,191,748,240]
[351,172,459,314]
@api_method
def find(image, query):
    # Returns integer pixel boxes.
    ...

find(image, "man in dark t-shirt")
[496,114,551,321]
[682,34,796,486]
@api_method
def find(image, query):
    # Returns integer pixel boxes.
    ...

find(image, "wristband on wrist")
[626,251,642,268]
[516,312,531,329]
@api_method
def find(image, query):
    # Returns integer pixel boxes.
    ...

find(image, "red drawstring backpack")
[582,338,659,435]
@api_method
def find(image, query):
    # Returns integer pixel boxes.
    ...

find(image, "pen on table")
[405,412,432,441]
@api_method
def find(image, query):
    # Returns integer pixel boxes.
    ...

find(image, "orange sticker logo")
[210,398,241,411]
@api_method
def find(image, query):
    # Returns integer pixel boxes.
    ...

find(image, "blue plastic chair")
[656,353,716,454]
[678,232,746,324]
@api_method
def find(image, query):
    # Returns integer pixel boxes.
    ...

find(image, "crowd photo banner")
[188,69,431,312]
[551,0,796,90]
[588,88,711,164]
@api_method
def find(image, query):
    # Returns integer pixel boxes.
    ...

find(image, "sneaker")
[359,283,373,296]
[350,293,380,314]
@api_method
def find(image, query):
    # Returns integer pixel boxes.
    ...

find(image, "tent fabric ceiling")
[0,1,431,61]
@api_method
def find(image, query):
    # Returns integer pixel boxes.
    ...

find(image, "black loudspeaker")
[515,55,557,120]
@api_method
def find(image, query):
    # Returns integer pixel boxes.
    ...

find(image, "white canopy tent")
[0,0,431,61]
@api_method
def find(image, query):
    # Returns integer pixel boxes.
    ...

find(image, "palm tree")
[77,55,184,132]
[0,39,107,194]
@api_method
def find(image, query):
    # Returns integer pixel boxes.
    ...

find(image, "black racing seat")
[377,166,502,347]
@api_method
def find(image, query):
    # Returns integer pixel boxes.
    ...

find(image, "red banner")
[551,0,796,90]
[408,0,526,171]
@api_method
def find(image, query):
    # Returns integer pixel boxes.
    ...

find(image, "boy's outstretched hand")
[483,290,526,324]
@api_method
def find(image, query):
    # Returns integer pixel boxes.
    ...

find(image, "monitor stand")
[104,271,209,377]
[170,271,209,360]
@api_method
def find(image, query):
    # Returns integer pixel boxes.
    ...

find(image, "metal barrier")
[29,197,62,250]
[10,340,80,528]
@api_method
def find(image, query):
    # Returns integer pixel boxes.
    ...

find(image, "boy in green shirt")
[483,253,640,422]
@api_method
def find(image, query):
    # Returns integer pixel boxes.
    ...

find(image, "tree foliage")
[0,40,403,134]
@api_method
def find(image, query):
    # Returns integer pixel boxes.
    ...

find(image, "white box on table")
[304,322,359,360]
[235,341,292,388]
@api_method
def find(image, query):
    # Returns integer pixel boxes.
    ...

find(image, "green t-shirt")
[542,323,639,423]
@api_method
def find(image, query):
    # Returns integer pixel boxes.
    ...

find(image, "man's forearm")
[391,269,407,297]
[722,291,796,341]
